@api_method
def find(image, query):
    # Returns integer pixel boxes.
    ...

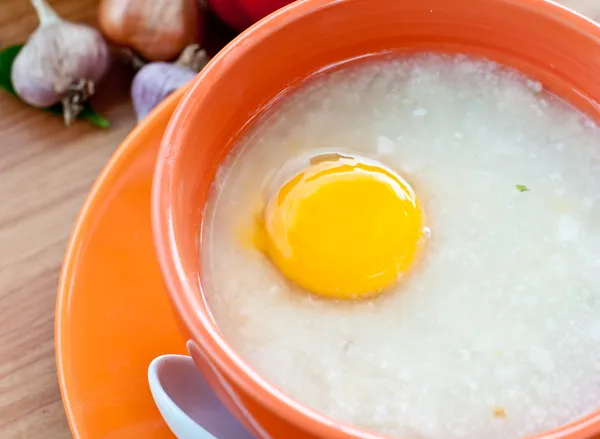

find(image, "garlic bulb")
[11,0,110,125]
[98,0,202,62]
[132,44,208,121]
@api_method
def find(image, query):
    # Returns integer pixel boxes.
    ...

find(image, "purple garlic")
[131,45,208,122]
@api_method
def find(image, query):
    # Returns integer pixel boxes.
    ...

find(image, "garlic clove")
[12,20,110,109]
[132,45,208,122]
[99,0,203,62]
[131,62,197,122]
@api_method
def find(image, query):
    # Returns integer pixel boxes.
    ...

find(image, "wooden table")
[0,1,136,437]
[0,0,599,438]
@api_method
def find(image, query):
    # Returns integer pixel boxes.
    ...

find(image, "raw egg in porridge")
[252,153,426,299]
[201,53,600,439]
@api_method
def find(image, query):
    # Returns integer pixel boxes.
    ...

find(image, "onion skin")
[98,0,203,62]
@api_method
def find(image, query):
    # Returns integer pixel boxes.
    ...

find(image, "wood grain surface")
[0,0,598,438]
[0,1,136,438]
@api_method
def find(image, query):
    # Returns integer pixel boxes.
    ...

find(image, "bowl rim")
[151,1,600,438]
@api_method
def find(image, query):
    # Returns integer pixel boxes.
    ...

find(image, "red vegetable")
[208,0,253,30]
[238,0,294,24]
[208,0,293,31]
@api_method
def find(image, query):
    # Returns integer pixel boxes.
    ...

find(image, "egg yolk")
[260,155,424,300]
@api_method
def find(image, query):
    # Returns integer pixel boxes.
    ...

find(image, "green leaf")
[0,44,109,128]
[516,184,530,192]
[0,44,22,95]
[78,105,110,129]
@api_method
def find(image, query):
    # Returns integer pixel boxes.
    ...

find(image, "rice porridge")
[200,53,600,439]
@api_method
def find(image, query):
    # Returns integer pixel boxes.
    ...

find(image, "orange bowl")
[151,0,600,438]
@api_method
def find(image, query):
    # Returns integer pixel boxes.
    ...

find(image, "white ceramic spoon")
[148,354,255,439]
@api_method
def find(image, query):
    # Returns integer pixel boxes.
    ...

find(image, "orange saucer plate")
[56,89,188,438]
